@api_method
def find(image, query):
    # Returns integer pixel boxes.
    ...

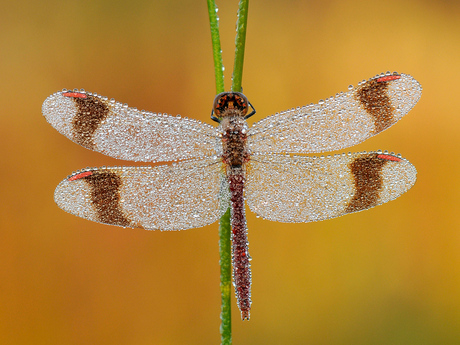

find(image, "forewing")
[42,90,219,162]
[248,73,422,154]
[54,158,228,230]
[245,152,416,223]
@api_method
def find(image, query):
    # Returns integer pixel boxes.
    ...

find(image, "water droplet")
[348,85,353,90]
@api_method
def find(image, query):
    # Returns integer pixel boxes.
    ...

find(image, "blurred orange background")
[1,0,459,344]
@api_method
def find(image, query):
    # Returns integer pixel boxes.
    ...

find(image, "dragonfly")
[42,72,421,320]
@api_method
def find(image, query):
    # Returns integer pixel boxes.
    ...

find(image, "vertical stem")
[208,0,250,343]
[207,1,231,344]
[218,208,232,345]
[207,0,225,94]
[232,0,249,92]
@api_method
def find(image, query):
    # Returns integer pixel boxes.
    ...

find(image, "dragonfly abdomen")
[228,166,252,320]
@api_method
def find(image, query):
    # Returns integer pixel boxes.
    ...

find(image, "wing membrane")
[248,73,421,154]
[42,91,219,162]
[245,152,416,223]
[54,158,228,230]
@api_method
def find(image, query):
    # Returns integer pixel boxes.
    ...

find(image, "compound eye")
[212,93,227,117]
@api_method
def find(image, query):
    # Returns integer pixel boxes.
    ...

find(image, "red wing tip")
[68,171,93,181]
[377,154,402,162]
[62,92,88,99]
[376,75,401,83]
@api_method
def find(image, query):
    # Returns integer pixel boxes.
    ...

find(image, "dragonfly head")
[212,92,249,122]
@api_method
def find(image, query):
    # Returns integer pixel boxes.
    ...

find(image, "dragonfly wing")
[248,73,422,154]
[42,90,219,162]
[245,152,416,223]
[54,158,228,230]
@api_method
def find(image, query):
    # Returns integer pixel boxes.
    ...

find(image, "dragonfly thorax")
[220,115,249,168]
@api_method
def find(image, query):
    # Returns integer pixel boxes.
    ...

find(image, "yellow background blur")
[1,0,459,344]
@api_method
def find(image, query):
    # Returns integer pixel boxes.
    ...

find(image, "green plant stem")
[232,0,249,92]
[218,208,232,345]
[207,0,225,94]
[208,0,249,343]
[207,1,232,344]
